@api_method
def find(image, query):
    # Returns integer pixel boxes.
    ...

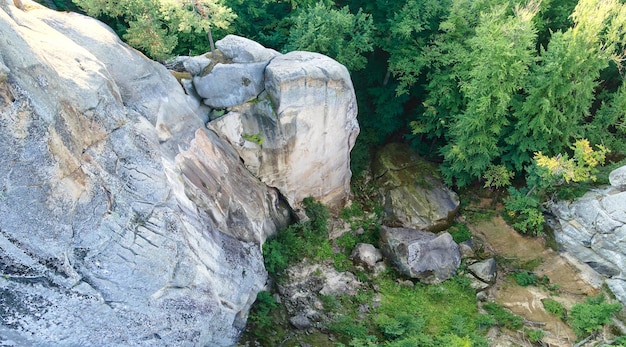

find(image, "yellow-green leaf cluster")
[534,139,608,184]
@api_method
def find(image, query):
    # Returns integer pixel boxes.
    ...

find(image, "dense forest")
[68,0,626,186]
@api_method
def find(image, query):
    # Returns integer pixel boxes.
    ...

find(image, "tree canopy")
[73,0,626,187]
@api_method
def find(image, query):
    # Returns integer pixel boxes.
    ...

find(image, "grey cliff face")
[551,165,626,305]
[0,2,362,346]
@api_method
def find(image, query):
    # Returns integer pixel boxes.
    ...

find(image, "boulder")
[350,243,383,269]
[0,4,294,346]
[467,258,497,284]
[551,167,626,305]
[609,165,626,189]
[182,54,212,76]
[194,60,269,108]
[289,314,313,330]
[372,143,459,231]
[216,34,280,63]
[379,226,461,284]
[209,51,359,208]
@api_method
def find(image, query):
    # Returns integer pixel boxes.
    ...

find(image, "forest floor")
[239,198,625,347]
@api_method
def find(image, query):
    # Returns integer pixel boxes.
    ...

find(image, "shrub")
[524,328,545,343]
[569,295,622,337]
[482,302,524,330]
[513,271,538,286]
[262,198,331,276]
[448,223,472,243]
[503,187,545,236]
[542,298,565,319]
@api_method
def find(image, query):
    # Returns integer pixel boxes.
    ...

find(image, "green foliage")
[448,223,472,244]
[512,271,549,287]
[482,165,514,190]
[513,271,538,287]
[503,187,545,236]
[524,328,545,343]
[375,313,425,340]
[284,2,374,71]
[72,0,235,61]
[247,290,279,339]
[439,1,539,186]
[534,139,608,186]
[482,302,524,331]
[241,132,263,145]
[569,295,622,337]
[262,197,330,276]
[541,298,566,319]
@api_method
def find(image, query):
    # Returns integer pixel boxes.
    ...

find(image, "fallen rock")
[380,226,461,284]
[468,258,497,284]
[459,239,476,258]
[372,143,459,231]
[289,314,313,330]
[350,243,383,270]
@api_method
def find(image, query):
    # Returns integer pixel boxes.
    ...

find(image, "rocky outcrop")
[372,143,459,231]
[0,2,359,345]
[180,36,359,209]
[551,165,626,305]
[379,226,461,284]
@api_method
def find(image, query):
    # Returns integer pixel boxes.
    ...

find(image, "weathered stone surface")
[468,258,497,283]
[609,165,626,188]
[379,226,461,284]
[459,239,476,258]
[350,243,383,269]
[372,143,460,231]
[216,34,280,63]
[289,314,313,330]
[210,51,359,208]
[182,53,212,76]
[0,4,291,346]
[194,60,269,108]
[551,166,626,305]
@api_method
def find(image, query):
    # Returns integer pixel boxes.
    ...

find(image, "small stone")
[289,314,313,330]
[467,258,497,283]
[459,239,475,258]
[350,243,383,269]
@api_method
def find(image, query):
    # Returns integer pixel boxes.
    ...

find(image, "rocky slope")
[0,1,357,345]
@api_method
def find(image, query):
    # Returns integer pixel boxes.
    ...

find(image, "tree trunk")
[207,26,216,59]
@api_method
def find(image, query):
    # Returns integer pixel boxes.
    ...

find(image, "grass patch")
[448,222,472,243]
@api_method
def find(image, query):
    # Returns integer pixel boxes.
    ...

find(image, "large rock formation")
[184,36,359,209]
[0,2,355,345]
[372,143,459,231]
[379,226,461,284]
[551,165,626,305]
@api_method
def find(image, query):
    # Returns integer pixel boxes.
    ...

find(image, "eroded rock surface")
[551,165,626,305]
[183,36,359,209]
[379,226,461,284]
[0,3,293,346]
[372,143,459,231]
